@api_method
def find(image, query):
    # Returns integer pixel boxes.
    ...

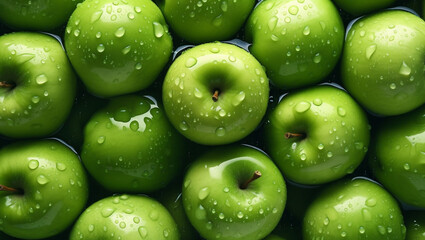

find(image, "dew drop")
[153,22,165,38]
[303,26,311,35]
[337,107,346,117]
[97,44,105,53]
[91,11,103,23]
[97,136,105,144]
[223,187,230,193]
[28,160,39,170]
[268,16,278,31]
[288,5,299,15]
[366,45,377,59]
[115,27,126,38]
[56,163,66,171]
[313,98,322,106]
[221,1,228,12]
[138,226,148,238]
[232,91,245,106]
[101,207,115,217]
[121,45,131,55]
[237,212,244,218]
[130,121,139,131]
[359,226,366,234]
[135,63,142,70]
[403,163,411,170]
[399,61,411,76]
[215,127,226,137]
[313,53,321,63]
[31,96,40,104]
[185,57,197,68]
[37,175,49,185]
[179,121,189,131]
[390,83,396,90]
[365,198,377,207]
[295,101,311,113]
[88,224,95,232]
[194,88,203,98]
[198,187,210,200]
[35,75,48,85]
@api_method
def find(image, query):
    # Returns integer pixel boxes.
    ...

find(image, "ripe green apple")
[332,0,396,16]
[369,105,425,208]
[81,94,186,193]
[182,145,286,240]
[245,0,344,90]
[162,42,269,145]
[0,32,76,139]
[70,194,179,239]
[303,178,406,239]
[265,85,370,185]
[0,0,82,31]
[159,0,255,43]
[342,10,425,116]
[0,139,88,239]
[65,0,173,97]
[405,211,425,240]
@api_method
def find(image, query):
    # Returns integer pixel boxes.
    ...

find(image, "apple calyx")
[0,81,15,89]
[212,89,220,102]
[240,170,262,189]
[284,132,305,139]
[0,184,21,194]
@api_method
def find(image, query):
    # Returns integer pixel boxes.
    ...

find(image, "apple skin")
[81,94,186,193]
[265,85,370,185]
[160,0,255,43]
[0,0,82,31]
[332,0,395,16]
[369,105,425,208]
[0,139,88,239]
[65,0,172,97]
[162,42,269,145]
[303,178,406,239]
[245,0,344,90]
[182,145,286,240]
[0,32,76,139]
[405,211,425,240]
[342,10,425,116]
[70,194,179,239]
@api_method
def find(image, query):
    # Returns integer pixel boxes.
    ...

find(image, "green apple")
[0,32,76,139]
[332,0,396,16]
[81,94,186,193]
[156,181,200,239]
[0,139,88,239]
[405,211,425,240]
[159,0,255,43]
[162,42,269,145]
[182,145,286,240]
[303,178,406,239]
[0,0,82,31]
[65,0,172,97]
[265,85,370,185]
[245,0,344,90]
[369,105,425,208]
[342,10,425,116]
[70,194,179,239]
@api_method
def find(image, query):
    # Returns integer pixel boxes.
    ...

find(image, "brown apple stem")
[212,89,220,102]
[240,171,262,189]
[285,132,305,139]
[0,184,19,194]
[0,81,14,88]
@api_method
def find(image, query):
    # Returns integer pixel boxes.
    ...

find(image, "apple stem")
[285,132,305,139]
[212,89,220,102]
[0,184,20,194]
[240,171,262,189]
[0,81,14,88]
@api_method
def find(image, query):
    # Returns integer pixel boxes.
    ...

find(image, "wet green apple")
[303,178,406,239]
[182,145,286,240]
[81,95,186,193]
[162,42,269,145]
[245,0,344,89]
[369,105,425,208]
[0,0,82,31]
[70,194,179,239]
[405,211,425,240]
[0,139,88,239]
[65,0,172,97]
[342,10,425,116]
[160,0,255,43]
[0,32,76,139]
[265,85,370,185]
[333,0,396,16]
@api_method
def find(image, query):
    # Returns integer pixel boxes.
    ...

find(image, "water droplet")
[403,163,411,170]
[128,12,135,20]
[56,163,66,171]
[185,57,197,68]
[88,224,95,232]
[73,29,80,37]
[317,144,324,150]
[303,26,311,35]
[163,229,169,237]
[198,187,210,200]
[365,198,377,207]
[390,83,396,90]
[288,5,299,15]
[219,213,225,219]
[366,45,377,59]
[31,96,40,104]
[138,226,148,238]
[97,44,105,53]
[179,121,188,131]
[97,136,105,144]
[134,6,142,13]
[399,61,411,76]
[313,98,322,106]
[130,121,139,131]
[327,152,333,158]
[215,127,226,137]
[337,107,346,117]
[223,187,229,193]
[122,45,131,55]
[37,175,49,185]
[115,27,126,38]
[35,75,48,85]
[295,101,311,113]
[28,160,39,170]
[194,88,203,98]
[232,91,245,106]
[221,1,228,12]
[237,212,244,218]
[378,225,386,235]
[362,208,372,221]
[91,11,103,23]
[119,222,126,229]
[153,22,165,38]
[195,205,206,220]
[101,207,115,217]
[135,63,142,70]
[359,226,366,234]
[324,217,330,225]
[210,47,220,53]
[268,17,278,31]
[313,53,321,63]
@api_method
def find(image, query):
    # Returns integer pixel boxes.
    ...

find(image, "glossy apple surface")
[0,32,76,138]
[246,0,344,90]
[163,42,269,145]
[333,0,395,16]
[342,10,425,116]
[304,178,406,239]
[70,194,179,239]
[0,0,82,31]
[81,95,186,193]
[65,0,172,97]
[160,0,255,43]
[0,139,88,239]
[265,85,370,185]
[182,145,286,240]
[369,105,425,208]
